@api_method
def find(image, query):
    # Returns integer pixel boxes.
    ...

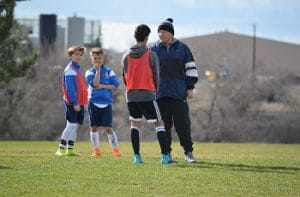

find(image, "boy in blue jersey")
[85,48,121,157]
[55,45,88,156]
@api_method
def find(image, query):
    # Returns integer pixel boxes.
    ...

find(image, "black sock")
[156,131,167,154]
[68,140,74,149]
[131,128,140,155]
[59,139,67,149]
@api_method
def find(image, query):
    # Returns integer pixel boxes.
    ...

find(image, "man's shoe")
[55,148,66,156]
[184,152,196,163]
[66,149,80,156]
[161,154,170,164]
[133,154,142,164]
[168,154,178,163]
[91,148,101,157]
[112,148,121,157]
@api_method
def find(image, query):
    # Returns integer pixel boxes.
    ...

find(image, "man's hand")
[74,104,81,112]
[186,89,194,99]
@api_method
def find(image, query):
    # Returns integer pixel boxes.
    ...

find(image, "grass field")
[0,141,299,196]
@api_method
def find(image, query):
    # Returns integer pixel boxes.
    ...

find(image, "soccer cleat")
[133,154,143,164]
[91,148,101,157]
[184,152,196,163]
[168,154,178,163]
[55,148,66,156]
[112,148,121,157]
[66,149,80,156]
[161,154,171,164]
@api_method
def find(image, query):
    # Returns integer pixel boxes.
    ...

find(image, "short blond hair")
[67,45,85,56]
[90,47,104,57]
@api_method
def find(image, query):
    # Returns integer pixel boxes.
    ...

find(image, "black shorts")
[127,101,162,123]
[88,102,112,127]
[64,102,84,125]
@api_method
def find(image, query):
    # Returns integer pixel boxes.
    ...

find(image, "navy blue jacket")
[149,39,198,101]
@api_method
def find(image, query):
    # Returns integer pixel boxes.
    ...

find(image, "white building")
[17,16,102,51]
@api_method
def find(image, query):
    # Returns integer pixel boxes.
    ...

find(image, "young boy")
[85,47,121,157]
[121,24,170,164]
[55,45,88,156]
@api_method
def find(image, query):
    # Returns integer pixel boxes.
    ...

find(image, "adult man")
[149,18,199,163]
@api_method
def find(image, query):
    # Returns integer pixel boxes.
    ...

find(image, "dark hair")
[134,24,151,42]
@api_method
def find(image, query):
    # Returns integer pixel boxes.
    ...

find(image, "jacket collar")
[69,61,80,70]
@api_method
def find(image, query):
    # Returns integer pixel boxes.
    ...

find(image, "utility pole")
[252,23,256,80]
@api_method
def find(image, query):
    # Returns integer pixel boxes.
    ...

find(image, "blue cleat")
[134,154,143,164]
[168,154,178,163]
[161,154,170,164]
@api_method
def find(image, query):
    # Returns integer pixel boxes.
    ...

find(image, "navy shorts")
[64,102,84,125]
[88,102,112,127]
[127,101,162,123]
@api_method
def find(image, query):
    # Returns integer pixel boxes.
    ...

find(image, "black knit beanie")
[157,18,174,35]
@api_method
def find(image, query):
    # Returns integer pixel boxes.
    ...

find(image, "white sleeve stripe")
[109,70,116,77]
[85,70,94,77]
[186,69,198,77]
[185,62,196,69]
[64,69,76,76]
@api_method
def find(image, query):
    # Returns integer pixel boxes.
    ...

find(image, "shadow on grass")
[0,165,12,170]
[175,161,300,174]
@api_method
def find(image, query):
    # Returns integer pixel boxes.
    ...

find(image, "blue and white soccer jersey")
[127,101,162,123]
[85,65,119,127]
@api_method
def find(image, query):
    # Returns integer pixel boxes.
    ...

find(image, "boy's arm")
[85,69,96,87]
[93,67,101,87]
[95,84,116,90]
[64,74,78,106]
[121,53,128,86]
[95,69,119,90]
[150,51,160,89]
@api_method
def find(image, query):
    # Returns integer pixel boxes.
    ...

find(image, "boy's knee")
[104,127,113,134]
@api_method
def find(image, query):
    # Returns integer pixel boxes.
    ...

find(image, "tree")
[0,0,36,83]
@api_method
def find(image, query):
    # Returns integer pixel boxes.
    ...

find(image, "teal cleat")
[133,154,143,164]
[161,154,171,164]
[168,154,178,163]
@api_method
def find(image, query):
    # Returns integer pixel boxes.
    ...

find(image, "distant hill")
[181,32,300,77]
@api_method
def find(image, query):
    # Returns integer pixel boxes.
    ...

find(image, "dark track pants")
[157,97,193,155]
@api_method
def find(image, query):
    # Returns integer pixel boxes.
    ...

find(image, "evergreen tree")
[0,0,36,83]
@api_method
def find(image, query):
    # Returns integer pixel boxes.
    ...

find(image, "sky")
[15,0,300,52]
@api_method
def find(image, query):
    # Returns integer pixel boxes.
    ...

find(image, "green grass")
[0,141,299,196]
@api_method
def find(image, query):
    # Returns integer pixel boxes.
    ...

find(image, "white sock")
[107,131,118,148]
[59,121,72,148]
[90,131,100,148]
[67,122,78,149]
